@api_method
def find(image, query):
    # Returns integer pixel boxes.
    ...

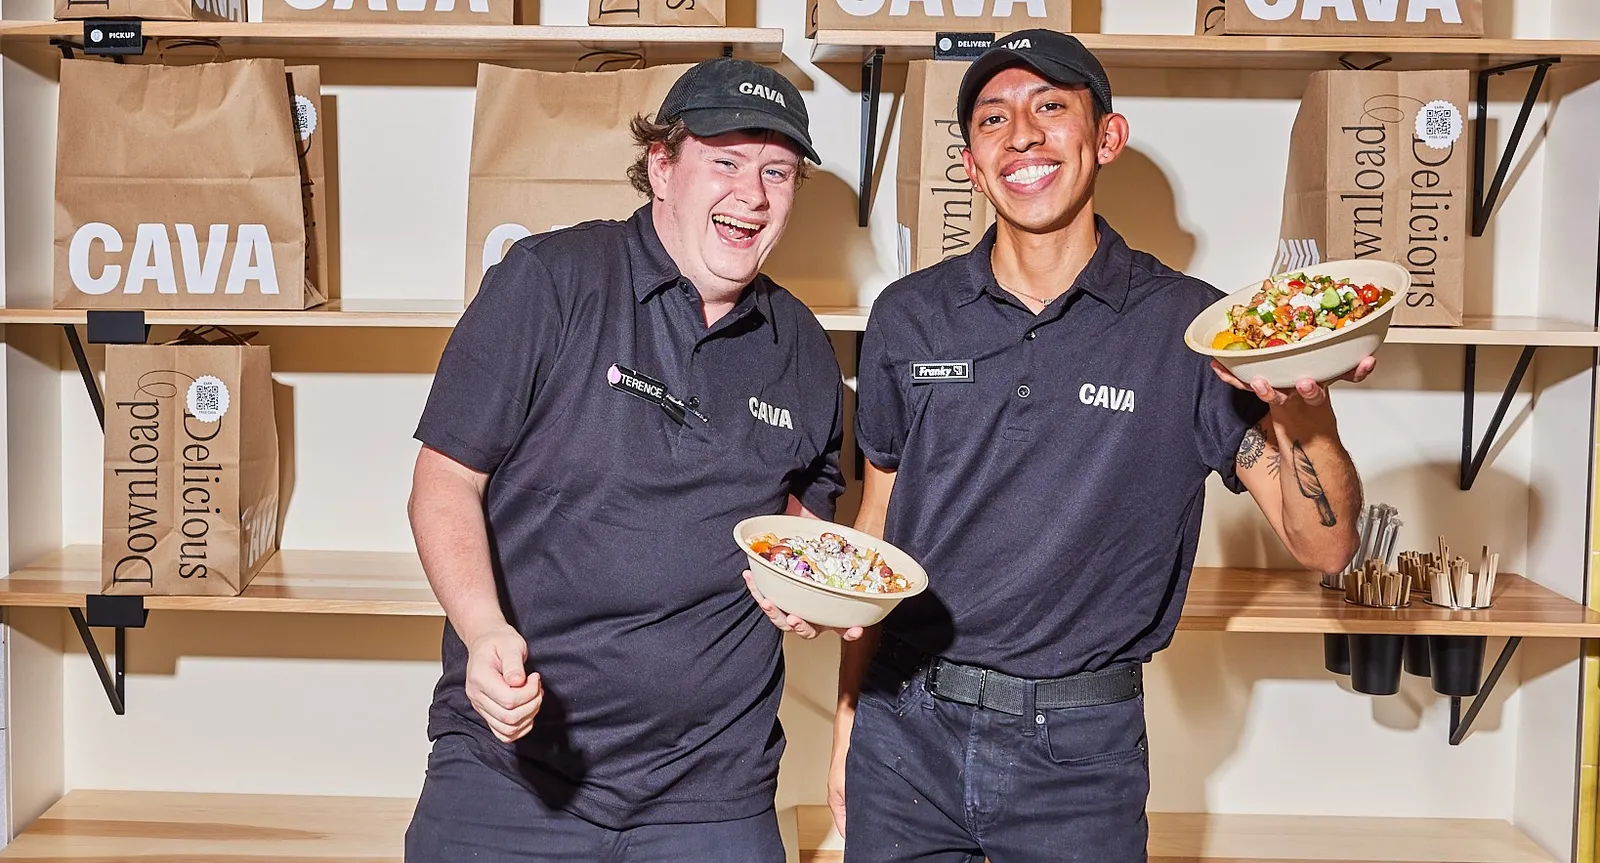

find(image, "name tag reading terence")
[608,363,709,425]
[911,361,974,384]
[608,363,667,405]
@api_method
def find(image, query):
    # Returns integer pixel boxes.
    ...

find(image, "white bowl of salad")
[734,515,929,629]
[1184,259,1410,389]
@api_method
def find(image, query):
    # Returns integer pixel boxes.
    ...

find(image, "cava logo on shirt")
[833,0,1052,17]
[1079,383,1136,413]
[749,397,794,429]
[68,222,280,296]
[738,82,787,107]
[911,361,973,383]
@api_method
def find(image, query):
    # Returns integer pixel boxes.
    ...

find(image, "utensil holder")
[1349,634,1404,695]
[1403,634,1432,677]
[1428,635,1486,697]
[1324,633,1351,675]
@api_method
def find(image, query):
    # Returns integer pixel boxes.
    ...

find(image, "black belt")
[876,636,1142,717]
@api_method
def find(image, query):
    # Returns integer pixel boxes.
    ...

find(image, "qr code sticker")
[187,375,231,423]
[1416,100,1462,150]
[293,95,317,142]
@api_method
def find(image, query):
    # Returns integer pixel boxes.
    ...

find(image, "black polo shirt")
[414,204,845,828]
[856,217,1268,680]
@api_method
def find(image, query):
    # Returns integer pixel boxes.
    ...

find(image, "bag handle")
[164,325,258,346]
[574,49,645,73]
[153,37,227,65]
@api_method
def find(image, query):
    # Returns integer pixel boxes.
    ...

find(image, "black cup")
[1403,635,1432,677]
[1324,634,1351,675]
[1429,635,1486,697]
[1349,634,1404,695]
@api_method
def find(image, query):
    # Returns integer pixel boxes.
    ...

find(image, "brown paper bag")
[807,0,1072,36]
[464,63,689,300]
[1202,0,1481,36]
[262,0,511,23]
[287,66,331,301]
[54,59,324,311]
[102,329,280,597]
[55,0,242,21]
[897,60,993,276]
[1274,69,1470,327]
[590,0,724,26]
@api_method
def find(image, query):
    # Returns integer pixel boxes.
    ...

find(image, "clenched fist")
[466,624,543,743]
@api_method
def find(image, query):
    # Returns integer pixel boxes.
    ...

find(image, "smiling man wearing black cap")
[749,29,1370,862]
[403,57,843,862]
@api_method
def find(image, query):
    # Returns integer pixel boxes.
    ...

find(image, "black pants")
[843,657,1151,863]
[405,735,786,862]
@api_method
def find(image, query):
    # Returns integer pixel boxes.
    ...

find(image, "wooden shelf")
[0,22,785,63]
[7,546,1598,636]
[1181,566,1600,637]
[0,790,412,861]
[0,790,1557,862]
[0,300,875,332]
[1387,316,1600,347]
[811,31,1600,68]
[2,545,440,615]
[10,305,1600,343]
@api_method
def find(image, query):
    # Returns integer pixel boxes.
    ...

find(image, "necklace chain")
[996,279,1060,306]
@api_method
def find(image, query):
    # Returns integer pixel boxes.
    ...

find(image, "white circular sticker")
[1415,99,1463,150]
[187,376,231,423]
[292,95,318,142]
[938,36,953,52]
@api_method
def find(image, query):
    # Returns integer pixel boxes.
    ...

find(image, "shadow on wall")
[1097,145,1197,272]
[274,380,298,551]
[321,94,344,301]
[74,611,447,676]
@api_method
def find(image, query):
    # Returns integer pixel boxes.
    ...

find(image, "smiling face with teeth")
[648,130,803,323]
[961,66,1128,239]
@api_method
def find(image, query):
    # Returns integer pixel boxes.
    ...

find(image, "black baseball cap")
[956,29,1113,143]
[656,58,822,165]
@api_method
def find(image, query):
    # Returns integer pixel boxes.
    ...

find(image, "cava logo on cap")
[738,81,786,107]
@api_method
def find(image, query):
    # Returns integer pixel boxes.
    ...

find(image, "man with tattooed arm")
[744,30,1368,862]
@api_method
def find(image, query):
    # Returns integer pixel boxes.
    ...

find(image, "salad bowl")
[1184,259,1410,389]
[734,515,929,629]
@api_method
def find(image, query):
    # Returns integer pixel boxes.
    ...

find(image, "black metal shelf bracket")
[1448,636,1520,745]
[62,309,149,433]
[1472,57,1559,237]
[858,48,885,228]
[70,595,148,716]
[1460,344,1536,490]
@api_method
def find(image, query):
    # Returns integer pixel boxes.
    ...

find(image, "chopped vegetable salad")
[749,532,913,594]
[1212,272,1394,351]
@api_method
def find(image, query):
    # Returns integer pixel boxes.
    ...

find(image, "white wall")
[3,0,1595,859]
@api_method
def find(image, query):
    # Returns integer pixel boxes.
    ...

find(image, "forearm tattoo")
[1237,425,1281,478]
[1236,426,1266,469]
[1291,441,1337,527]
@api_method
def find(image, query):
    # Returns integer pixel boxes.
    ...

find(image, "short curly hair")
[627,113,811,197]
[627,114,695,197]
